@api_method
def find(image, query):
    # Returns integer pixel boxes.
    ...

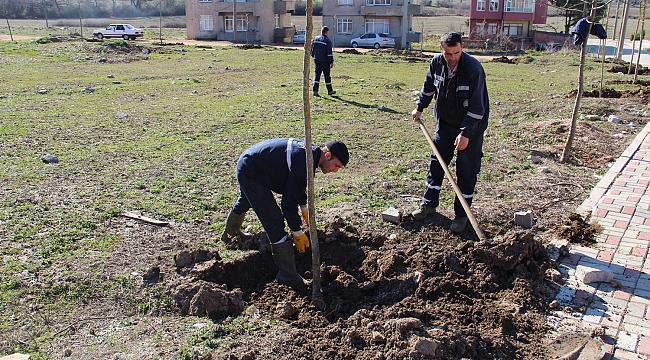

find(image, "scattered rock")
[527,155,542,164]
[608,115,621,124]
[107,74,114,78]
[411,337,439,357]
[576,265,613,284]
[381,207,402,224]
[549,300,560,309]
[41,154,59,164]
[116,112,128,118]
[539,167,550,173]
[412,271,425,284]
[514,210,533,229]
[276,301,296,319]
[371,331,386,343]
[545,268,562,283]
[37,89,48,94]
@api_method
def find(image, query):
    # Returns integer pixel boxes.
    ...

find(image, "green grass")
[0,34,636,357]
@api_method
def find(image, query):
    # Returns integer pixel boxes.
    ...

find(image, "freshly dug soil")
[164,217,557,360]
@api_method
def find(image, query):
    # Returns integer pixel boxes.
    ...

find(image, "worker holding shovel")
[411,32,490,234]
[221,138,349,290]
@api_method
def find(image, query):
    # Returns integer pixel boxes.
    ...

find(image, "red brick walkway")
[550,121,650,359]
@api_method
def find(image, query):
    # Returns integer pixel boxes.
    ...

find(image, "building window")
[487,23,497,34]
[339,0,353,4]
[365,19,390,34]
[503,23,523,36]
[200,15,214,31]
[504,0,533,12]
[275,14,280,28]
[198,0,212,2]
[225,15,248,32]
[475,23,485,36]
[489,0,498,11]
[337,18,352,34]
[477,0,485,10]
[367,0,390,5]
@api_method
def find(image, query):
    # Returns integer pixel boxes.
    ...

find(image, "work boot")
[220,211,251,242]
[411,204,436,220]
[450,216,468,233]
[271,240,307,291]
[328,90,336,96]
[313,91,320,97]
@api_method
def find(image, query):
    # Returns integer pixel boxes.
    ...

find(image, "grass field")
[0,23,646,358]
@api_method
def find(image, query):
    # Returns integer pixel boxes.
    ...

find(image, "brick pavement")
[549,121,650,359]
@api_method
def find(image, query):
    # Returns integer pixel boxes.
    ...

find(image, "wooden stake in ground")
[300,0,325,310]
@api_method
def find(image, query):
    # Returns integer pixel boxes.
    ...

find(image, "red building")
[468,0,548,40]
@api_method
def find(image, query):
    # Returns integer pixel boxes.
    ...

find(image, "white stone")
[381,207,402,224]
[514,210,533,228]
[608,115,621,124]
[576,265,614,284]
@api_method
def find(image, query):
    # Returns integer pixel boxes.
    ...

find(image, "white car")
[350,33,395,49]
[293,30,306,44]
[93,24,144,40]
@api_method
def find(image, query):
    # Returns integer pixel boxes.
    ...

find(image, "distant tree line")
[0,0,185,19]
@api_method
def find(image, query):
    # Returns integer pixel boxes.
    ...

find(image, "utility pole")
[233,0,237,42]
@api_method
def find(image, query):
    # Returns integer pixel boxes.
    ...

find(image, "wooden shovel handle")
[418,119,486,241]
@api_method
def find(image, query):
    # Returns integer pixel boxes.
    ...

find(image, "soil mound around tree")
[166,217,558,359]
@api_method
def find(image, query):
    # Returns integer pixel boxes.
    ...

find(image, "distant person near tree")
[311,26,335,97]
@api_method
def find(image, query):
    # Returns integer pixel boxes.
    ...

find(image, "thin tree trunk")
[5,10,13,41]
[302,0,323,309]
[634,0,646,82]
[629,6,641,74]
[78,3,83,38]
[601,1,613,97]
[561,0,598,163]
[159,2,163,44]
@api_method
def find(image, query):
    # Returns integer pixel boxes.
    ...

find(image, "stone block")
[576,265,614,284]
[381,207,402,224]
[514,210,533,228]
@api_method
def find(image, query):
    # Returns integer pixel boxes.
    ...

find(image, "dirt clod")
[556,212,601,244]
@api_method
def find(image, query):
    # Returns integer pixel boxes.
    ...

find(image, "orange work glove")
[300,204,309,226]
[292,230,310,253]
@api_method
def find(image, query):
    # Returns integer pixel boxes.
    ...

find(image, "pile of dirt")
[555,212,601,245]
[167,217,558,359]
[342,48,362,54]
[608,63,650,75]
[238,44,263,50]
[490,56,514,64]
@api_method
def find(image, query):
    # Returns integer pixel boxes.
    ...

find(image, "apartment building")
[468,0,547,40]
[186,0,297,43]
[321,0,424,49]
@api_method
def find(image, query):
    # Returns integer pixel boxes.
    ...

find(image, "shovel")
[417,118,486,241]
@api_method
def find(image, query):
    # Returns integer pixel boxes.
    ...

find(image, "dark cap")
[325,140,349,167]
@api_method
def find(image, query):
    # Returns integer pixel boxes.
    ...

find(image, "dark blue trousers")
[232,156,286,244]
[313,60,333,93]
[422,124,484,218]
